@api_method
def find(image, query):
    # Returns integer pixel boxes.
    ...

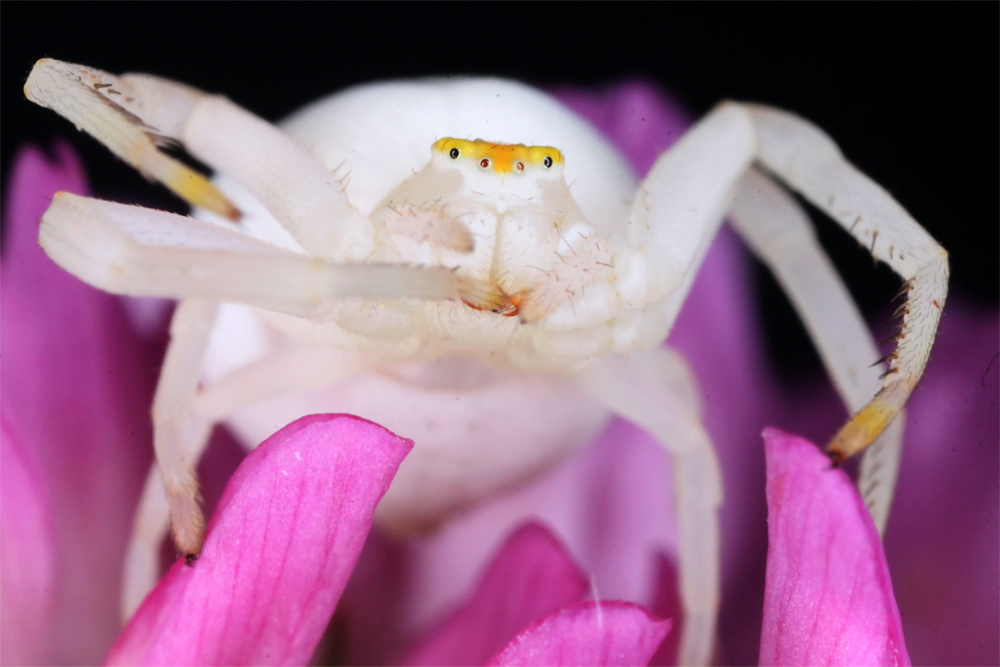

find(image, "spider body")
[196,81,637,534]
[25,59,948,666]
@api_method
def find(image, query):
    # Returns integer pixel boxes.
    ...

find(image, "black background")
[3,3,997,378]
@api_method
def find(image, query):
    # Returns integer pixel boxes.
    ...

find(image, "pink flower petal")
[0,417,57,665]
[647,553,682,667]
[405,522,588,666]
[760,429,910,667]
[106,414,412,666]
[487,600,671,667]
[1,143,156,662]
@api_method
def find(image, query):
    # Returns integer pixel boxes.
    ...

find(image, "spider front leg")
[607,100,945,663]
[729,168,904,533]
[39,194,501,313]
[743,104,949,463]
[25,58,375,260]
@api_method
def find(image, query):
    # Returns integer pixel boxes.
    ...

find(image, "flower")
[101,417,906,665]
[2,81,996,666]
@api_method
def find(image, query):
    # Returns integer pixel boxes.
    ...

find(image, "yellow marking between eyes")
[433,138,563,173]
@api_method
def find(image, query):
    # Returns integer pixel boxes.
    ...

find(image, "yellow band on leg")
[160,160,241,221]
[827,380,910,464]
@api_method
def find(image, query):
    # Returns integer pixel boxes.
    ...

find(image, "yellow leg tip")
[827,383,909,461]
[166,164,241,221]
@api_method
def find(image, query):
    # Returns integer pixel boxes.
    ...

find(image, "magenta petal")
[487,600,670,667]
[760,429,910,667]
[106,414,412,666]
[2,143,156,662]
[0,417,57,665]
[405,522,588,666]
[647,553,682,667]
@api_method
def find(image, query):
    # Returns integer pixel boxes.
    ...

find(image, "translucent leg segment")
[576,348,721,667]
[730,168,904,533]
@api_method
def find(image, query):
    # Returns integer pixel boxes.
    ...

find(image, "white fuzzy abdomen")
[222,354,610,532]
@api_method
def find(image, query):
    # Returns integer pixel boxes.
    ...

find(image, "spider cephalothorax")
[371,137,611,325]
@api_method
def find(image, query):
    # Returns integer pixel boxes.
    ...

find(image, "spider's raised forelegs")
[744,105,949,464]
[25,58,376,261]
[39,194,500,315]
[24,60,239,220]
[623,101,945,517]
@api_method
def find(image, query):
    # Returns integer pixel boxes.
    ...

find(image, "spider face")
[369,137,603,325]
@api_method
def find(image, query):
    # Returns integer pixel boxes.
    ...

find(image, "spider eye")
[480,158,490,169]
[449,147,460,159]
[515,161,525,172]
[543,156,553,168]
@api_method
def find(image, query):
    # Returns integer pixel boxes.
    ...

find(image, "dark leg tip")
[826,449,845,467]
[185,552,199,567]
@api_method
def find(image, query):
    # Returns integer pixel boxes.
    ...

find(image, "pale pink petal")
[398,415,678,642]
[760,429,910,667]
[487,600,671,667]
[106,414,412,666]
[405,522,588,666]
[0,417,57,665]
[1,143,155,663]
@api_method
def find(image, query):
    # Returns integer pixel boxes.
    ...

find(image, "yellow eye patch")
[433,138,563,173]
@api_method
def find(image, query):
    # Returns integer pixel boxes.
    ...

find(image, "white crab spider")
[24,58,948,666]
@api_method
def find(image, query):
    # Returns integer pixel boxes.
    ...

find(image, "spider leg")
[604,103,757,666]
[615,103,755,332]
[39,193,505,314]
[194,345,368,422]
[729,167,904,534]
[122,333,368,620]
[23,59,238,221]
[743,105,948,463]
[576,347,721,667]
[124,466,172,621]
[25,58,376,260]
[121,299,217,620]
